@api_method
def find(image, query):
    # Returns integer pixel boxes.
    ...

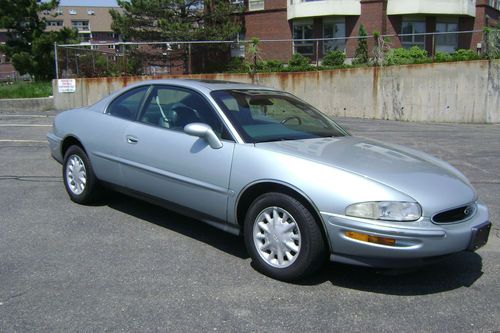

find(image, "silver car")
[47,79,491,281]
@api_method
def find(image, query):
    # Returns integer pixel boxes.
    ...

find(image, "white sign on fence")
[57,79,76,93]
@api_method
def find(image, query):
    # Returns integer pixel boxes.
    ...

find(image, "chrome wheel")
[253,206,301,268]
[65,154,87,195]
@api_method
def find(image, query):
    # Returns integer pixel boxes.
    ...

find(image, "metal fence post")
[54,42,59,79]
[432,34,436,60]
[75,50,79,77]
[123,44,127,76]
[316,40,319,66]
[188,43,192,74]
[91,48,96,75]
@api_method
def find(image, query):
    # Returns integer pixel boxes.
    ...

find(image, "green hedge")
[225,47,488,74]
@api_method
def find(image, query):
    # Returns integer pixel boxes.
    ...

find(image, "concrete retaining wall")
[52,59,500,123]
[0,96,54,113]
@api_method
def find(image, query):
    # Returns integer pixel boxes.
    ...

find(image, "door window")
[107,86,149,120]
[138,86,227,138]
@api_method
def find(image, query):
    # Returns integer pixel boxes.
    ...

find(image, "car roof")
[125,79,276,92]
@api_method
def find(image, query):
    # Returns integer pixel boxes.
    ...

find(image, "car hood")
[255,137,476,216]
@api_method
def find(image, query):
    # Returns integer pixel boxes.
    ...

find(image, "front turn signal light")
[345,231,396,246]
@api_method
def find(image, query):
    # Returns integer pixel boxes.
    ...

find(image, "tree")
[353,25,369,65]
[0,0,78,80]
[110,0,242,73]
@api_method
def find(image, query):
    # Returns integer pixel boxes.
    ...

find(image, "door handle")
[126,135,139,144]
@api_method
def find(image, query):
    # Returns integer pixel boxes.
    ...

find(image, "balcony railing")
[288,0,361,20]
[387,0,476,16]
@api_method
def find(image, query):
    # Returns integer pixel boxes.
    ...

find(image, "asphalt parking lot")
[1,110,499,332]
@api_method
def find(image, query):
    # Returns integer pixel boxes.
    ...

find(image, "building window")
[108,44,115,49]
[323,17,346,53]
[68,9,77,15]
[47,20,63,27]
[87,9,95,15]
[436,19,458,53]
[72,20,90,31]
[293,20,313,55]
[78,33,92,43]
[401,18,425,49]
[488,0,500,9]
[248,0,264,11]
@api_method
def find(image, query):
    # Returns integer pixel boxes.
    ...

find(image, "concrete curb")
[0,96,54,113]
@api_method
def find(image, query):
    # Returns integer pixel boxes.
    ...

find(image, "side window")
[139,86,230,140]
[108,86,149,120]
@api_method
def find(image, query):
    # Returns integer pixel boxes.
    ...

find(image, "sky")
[53,0,119,7]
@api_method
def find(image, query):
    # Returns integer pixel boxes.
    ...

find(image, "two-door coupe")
[48,79,491,281]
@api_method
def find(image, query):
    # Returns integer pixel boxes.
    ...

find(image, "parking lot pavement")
[0,111,499,332]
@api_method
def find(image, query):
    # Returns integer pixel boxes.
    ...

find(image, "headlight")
[345,201,422,222]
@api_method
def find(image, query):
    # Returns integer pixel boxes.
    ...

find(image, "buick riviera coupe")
[48,80,491,281]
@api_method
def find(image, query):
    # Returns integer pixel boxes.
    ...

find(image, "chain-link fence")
[54,29,497,79]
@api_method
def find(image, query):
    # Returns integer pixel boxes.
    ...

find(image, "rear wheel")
[244,192,326,281]
[63,145,101,204]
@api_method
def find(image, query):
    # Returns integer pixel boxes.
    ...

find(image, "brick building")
[0,2,119,80]
[42,4,120,49]
[241,0,500,61]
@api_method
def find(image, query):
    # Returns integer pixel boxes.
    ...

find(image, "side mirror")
[184,123,223,149]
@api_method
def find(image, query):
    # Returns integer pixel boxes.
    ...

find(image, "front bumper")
[47,132,63,164]
[321,201,490,268]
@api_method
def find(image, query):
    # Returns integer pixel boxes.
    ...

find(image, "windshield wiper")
[256,137,301,143]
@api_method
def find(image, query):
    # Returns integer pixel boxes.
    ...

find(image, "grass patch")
[0,81,52,99]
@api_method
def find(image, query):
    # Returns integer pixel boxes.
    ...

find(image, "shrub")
[353,25,369,65]
[322,50,346,67]
[226,57,246,72]
[483,27,500,59]
[434,52,453,62]
[282,65,317,72]
[451,49,481,61]
[263,60,284,72]
[288,53,310,67]
[385,46,429,65]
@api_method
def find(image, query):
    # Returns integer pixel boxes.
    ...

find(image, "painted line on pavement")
[0,139,47,143]
[0,124,51,127]
[0,115,54,118]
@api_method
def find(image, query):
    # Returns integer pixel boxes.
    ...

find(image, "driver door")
[119,85,235,222]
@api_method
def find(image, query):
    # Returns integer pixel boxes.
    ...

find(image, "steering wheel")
[280,116,302,125]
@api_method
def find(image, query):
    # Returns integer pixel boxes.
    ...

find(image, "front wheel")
[244,192,326,281]
[63,145,101,204]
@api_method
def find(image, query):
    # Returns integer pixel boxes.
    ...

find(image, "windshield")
[211,89,349,143]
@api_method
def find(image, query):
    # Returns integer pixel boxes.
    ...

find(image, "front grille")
[432,204,476,224]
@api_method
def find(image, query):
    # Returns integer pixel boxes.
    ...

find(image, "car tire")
[63,145,101,204]
[244,192,326,281]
